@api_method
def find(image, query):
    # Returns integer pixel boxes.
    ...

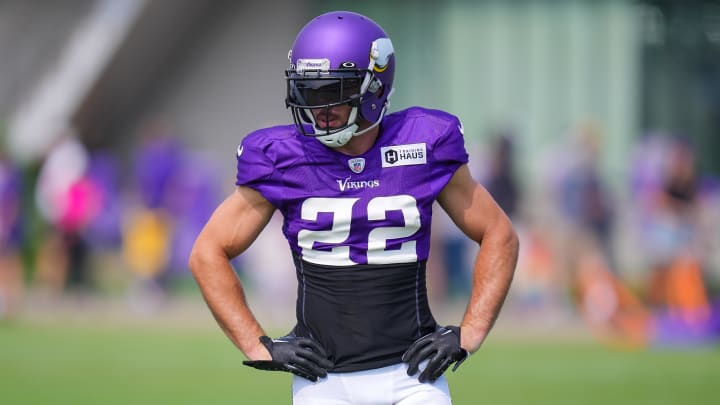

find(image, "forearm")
[460,220,519,353]
[189,244,269,361]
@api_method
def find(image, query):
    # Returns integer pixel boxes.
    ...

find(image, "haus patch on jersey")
[381,143,427,168]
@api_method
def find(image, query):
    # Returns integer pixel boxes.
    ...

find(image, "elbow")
[485,214,520,266]
[188,235,234,280]
[503,219,520,269]
[188,241,204,278]
[508,226,520,260]
[502,213,520,251]
[479,213,520,255]
[188,237,215,279]
[506,217,519,249]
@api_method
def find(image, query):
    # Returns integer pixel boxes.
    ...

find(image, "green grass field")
[1,316,718,404]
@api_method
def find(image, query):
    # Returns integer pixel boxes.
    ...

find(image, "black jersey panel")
[291,254,437,372]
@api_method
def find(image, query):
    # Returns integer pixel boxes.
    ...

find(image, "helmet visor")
[286,70,364,108]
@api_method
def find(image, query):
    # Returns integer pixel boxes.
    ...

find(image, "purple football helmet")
[286,11,395,147]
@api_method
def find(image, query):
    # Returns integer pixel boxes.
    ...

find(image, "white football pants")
[292,362,451,405]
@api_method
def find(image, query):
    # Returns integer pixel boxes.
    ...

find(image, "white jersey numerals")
[297,195,421,266]
[366,195,421,264]
[298,197,358,266]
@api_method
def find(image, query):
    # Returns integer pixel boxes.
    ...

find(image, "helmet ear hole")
[374,85,384,98]
[367,77,382,94]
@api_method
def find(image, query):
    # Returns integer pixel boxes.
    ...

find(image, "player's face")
[310,104,353,130]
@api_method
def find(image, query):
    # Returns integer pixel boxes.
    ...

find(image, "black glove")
[243,334,334,382]
[402,325,469,383]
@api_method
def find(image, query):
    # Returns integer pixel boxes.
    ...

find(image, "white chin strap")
[316,123,358,147]
[309,104,360,148]
[310,96,392,148]
[314,109,387,148]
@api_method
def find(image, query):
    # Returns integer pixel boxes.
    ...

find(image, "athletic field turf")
[1,313,718,404]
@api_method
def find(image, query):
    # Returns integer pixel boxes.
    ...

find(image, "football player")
[190,11,519,404]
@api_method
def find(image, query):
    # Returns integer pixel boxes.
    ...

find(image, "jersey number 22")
[297,195,421,266]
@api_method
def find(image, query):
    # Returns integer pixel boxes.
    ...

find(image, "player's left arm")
[437,163,519,354]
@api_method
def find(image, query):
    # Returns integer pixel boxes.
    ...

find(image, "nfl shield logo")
[348,158,365,173]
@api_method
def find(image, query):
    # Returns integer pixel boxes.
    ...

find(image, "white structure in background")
[6,0,144,164]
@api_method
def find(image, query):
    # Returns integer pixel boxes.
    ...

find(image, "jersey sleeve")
[429,115,469,192]
[235,132,283,207]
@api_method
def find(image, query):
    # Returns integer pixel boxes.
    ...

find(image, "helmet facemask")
[286,67,367,147]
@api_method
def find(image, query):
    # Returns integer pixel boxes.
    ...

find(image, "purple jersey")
[235,106,468,371]
[236,107,468,266]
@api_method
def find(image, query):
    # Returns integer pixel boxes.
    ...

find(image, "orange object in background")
[662,256,710,327]
[574,252,651,349]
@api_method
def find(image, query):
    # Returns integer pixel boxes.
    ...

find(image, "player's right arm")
[188,185,275,361]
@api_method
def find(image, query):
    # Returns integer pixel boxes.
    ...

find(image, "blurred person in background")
[190,11,518,404]
[78,149,126,293]
[556,124,615,270]
[124,116,224,307]
[163,149,222,284]
[34,130,102,295]
[696,177,720,294]
[484,132,520,221]
[122,117,183,305]
[515,125,615,326]
[640,138,714,338]
[0,144,24,319]
[82,150,124,255]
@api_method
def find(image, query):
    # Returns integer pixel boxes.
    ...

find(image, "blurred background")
[1,0,719,403]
